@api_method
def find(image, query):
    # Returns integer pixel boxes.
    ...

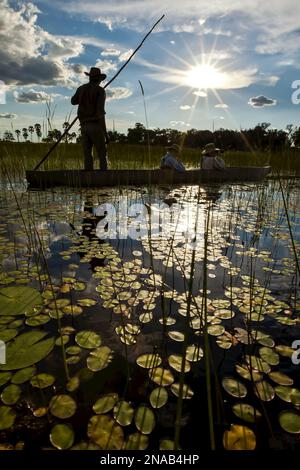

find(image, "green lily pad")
[93,393,119,414]
[11,366,36,384]
[150,387,168,409]
[259,347,279,366]
[0,329,18,342]
[49,394,77,419]
[25,314,50,327]
[50,423,75,450]
[0,405,16,430]
[171,383,194,399]
[0,331,55,370]
[134,406,155,435]
[223,424,256,450]
[222,378,247,398]
[87,414,124,449]
[168,355,191,373]
[66,376,80,392]
[1,384,21,405]
[149,368,174,387]
[0,372,12,387]
[30,373,55,389]
[136,354,162,369]
[66,346,81,356]
[254,381,275,401]
[275,386,300,405]
[113,401,134,426]
[268,371,293,386]
[279,410,300,434]
[232,403,262,423]
[86,346,113,372]
[168,331,185,342]
[124,433,148,450]
[186,344,203,362]
[0,286,42,316]
[75,330,101,349]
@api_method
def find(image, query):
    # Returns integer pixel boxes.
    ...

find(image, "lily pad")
[134,406,155,435]
[150,387,168,409]
[75,330,101,349]
[171,383,194,399]
[93,393,119,414]
[149,368,174,387]
[268,371,293,386]
[86,346,113,372]
[0,372,12,387]
[259,347,279,366]
[0,286,42,316]
[254,381,275,402]
[0,405,16,430]
[0,329,18,342]
[168,331,185,342]
[168,355,191,373]
[113,401,134,426]
[30,373,55,389]
[275,386,300,405]
[136,354,162,369]
[223,424,256,450]
[222,378,247,398]
[11,366,36,384]
[49,394,77,419]
[87,414,124,449]
[279,410,300,434]
[186,344,204,362]
[50,423,75,450]
[232,403,262,423]
[1,384,21,405]
[0,331,55,371]
[124,433,148,450]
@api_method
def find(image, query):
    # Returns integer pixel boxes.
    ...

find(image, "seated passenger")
[160,144,186,173]
[201,143,226,170]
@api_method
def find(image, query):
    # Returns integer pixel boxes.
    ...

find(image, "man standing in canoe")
[71,67,109,170]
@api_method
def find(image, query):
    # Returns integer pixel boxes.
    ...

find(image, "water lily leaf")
[77,298,97,307]
[113,401,134,426]
[124,433,148,450]
[222,378,247,398]
[0,331,55,370]
[235,364,262,382]
[136,354,162,369]
[268,371,293,386]
[49,394,77,419]
[246,355,271,374]
[25,314,50,327]
[0,329,18,342]
[259,347,279,366]
[30,373,55,389]
[66,346,81,356]
[158,317,176,326]
[171,383,194,399]
[149,368,174,387]
[232,403,262,423]
[0,405,16,430]
[168,331,185,342]
[50,423,75,450]
[186,344,203,362]
[66,376,80,392]
[134,406,155,435]
[223,424,256,450]
[87,414,124,449]
[87,346,113,372]
[1,384,21,405]
[75,330,101,349]
[0,372,12,387]
[93,393,119,414]
[275,386,300,405]
[0,286,42,316]
[150,387,168,408]
[12,366,36,384]
[207,325,225,336]
[279,410,300,434]
[254,381,275,401]
[168,355,191,373]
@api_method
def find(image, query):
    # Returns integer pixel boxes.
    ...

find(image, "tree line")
[2,121,300,151]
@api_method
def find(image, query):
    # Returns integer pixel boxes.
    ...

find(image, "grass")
[1,141,300,179]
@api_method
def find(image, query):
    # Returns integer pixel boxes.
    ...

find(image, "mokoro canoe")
[26,167,271,188]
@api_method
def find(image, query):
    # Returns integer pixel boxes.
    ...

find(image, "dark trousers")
[81,121,108,170]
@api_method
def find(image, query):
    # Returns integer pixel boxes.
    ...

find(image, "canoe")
[26,167,271,188]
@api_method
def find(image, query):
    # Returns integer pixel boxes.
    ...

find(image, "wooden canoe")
[26,167,271,188]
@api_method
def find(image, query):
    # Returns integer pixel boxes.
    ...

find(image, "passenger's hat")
[84,67,107,80]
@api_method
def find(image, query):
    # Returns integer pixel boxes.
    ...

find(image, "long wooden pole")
[34,15,165,171]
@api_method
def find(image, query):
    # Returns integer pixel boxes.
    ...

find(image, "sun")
[183,64,227,90]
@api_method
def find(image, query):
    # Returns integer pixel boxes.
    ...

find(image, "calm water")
[0,179,300,450]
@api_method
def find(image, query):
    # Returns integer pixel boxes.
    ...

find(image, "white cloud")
[0,113,17,119]
[106,87,133,100]
[101,48,121,57]
[95,59,118,73]
[180,105,191,110]
[215,103,229,108]
[14,89,63,103]
[193,90,208,97]
[248,95,277,107]
[119,49,134,62]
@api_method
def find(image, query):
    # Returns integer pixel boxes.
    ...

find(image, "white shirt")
[202,155,225,170]
[160,152,185,172]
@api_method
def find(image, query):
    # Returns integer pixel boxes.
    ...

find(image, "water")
[0,179,299,450]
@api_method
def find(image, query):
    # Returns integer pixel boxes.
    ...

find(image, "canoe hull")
[26,167,271,188]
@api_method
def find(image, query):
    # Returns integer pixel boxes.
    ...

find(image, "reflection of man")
[71,67,109,170]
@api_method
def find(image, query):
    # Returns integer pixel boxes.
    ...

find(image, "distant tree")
[22,127,29,142]
[28,125,34,141]
[15,129,21,143]
[3,131,15,142]
[34,123,42,142]
[127,123,147,144]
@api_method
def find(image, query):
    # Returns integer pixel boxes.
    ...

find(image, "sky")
[1,0,300,138]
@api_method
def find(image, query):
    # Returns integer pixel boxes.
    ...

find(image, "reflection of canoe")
[26,167,271,188]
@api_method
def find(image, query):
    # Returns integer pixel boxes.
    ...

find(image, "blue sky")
[1,0,300,138]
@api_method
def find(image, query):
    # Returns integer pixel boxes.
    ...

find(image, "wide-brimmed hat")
[202,142,220,155]
[84,67,107,80]
[166,143,181,153]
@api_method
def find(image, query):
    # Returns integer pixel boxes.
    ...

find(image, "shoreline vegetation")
[1,141,300,178]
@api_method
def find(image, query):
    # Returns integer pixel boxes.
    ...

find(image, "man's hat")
[202,142,220,155]
[84,67,107,80]
[166,143,181,153]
